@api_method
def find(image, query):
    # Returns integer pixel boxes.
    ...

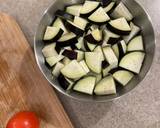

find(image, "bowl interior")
[34,0,155,102]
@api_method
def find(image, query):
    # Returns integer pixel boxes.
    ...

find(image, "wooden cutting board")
[0,12,73,128]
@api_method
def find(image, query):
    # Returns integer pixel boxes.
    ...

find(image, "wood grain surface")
[0,12,73,128]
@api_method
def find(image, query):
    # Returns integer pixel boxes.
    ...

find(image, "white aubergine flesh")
[107,18,131,35]
[94,75,116,95]
[73,76,96,95]
[61,60,87,79]
[119,52,145,74]
[88,7,110,24]
[102,46,118,68]
[111,2,133,21]
[80,1,100,16]
[113,70,134,86]
[66,5,82,16]
[52,17,68,34]
[85,52,102,74]
[123,22,140,43]
[52,62,64,77]
[127,35,144,52]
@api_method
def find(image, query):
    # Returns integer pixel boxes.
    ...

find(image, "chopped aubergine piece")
[94,46,105,61]
[113,70,134,86]
[103,29,121,45]
[55,10,74,21]
[73,76,96,95]
[75,50,84,61]
[117,40,127,60]
[52,62,64,77]
[107,17,131,35]
[55,44,62,54]
[127,35,144,52]
[73,16,88,30]
[57,33,78,47]
[84,29,103,44]
[62,49,78,60]
[119,52,145,74]
[87,29,92,35]
[42,43,58,58]
[58,73,74,90]
[95,73,102,83]
[102,46,118,68]
[88,7,110,24]
[85,52,102,74]
[83,40,92,51]
[43,26,63,42]
[52,17,68,34]
[88,72,102,83]
[121,40,127,53]
[112,43,119,59]
[94,75,116,95]
[46,54,64,67]
[79,60,90,73]
[110,40,127,61]
[65,21,84,36]
[90,24,99,31]
[102,60,110,69]
[62,57,71,65]
[123,22,140,43]
[87,42,97,51]
[45,49,64,67]
[66,4,82,16]
[61,60,87,79]
[80,1,100,17]
[102,40,110,47]
[66,79,74,90]
[64,46,72,50]
[103,2,116,13]
[111,2,133,21]
[100,0,112,7]
[102,65,112,77]
[100,24,107,31]
[75,37,86,51]
[70,44,78,50]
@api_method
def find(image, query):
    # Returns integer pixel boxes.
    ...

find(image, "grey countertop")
[1,0,160,128]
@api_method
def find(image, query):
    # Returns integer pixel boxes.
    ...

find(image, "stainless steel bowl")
[34,0,155,102]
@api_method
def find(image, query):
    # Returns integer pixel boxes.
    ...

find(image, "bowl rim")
[34,0,156,102]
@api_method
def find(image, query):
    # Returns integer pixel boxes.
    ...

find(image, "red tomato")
[6,111,40,128]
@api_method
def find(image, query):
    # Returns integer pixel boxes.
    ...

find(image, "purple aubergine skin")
[70,44,78,50]
[62,49,78,60]
[102,60,110,69]
[100,0,112,7]
[106,22,131,35]
[83,40,91,51]
[57,37,78,47]
[107,37,122,45]
[43,29,64,43]
[84,34,102,45]
[80,3,100,18]
[83,40,94,51]
[88,18,109,25]
[55,44,62,54]
[65,21,84,37]
[58,73,70,90]
[109,67,124,74]
[117,41,125,61]
[55,10,74,21]
[106,2,117,14]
